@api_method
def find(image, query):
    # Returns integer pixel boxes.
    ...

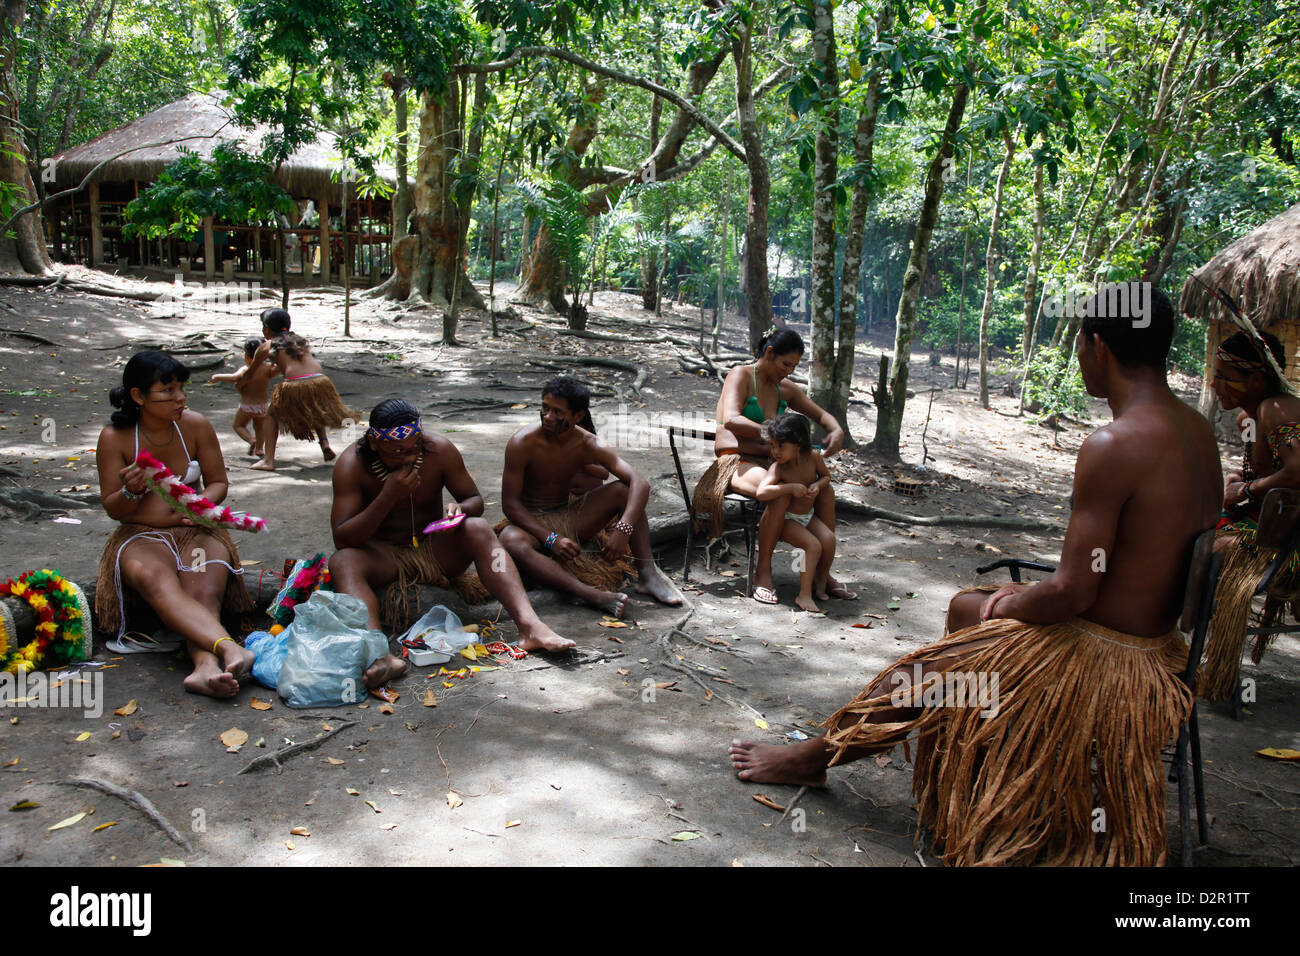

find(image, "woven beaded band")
[543,531,559,552]
[613,519,634,536]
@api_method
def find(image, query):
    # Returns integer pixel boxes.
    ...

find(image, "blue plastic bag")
[244,629,288,690]
[277,591,391,708]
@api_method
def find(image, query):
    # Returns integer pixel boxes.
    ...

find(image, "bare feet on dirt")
[635,565,684,606]
[517,622,577,653]
[590,590,628,618]
[184,655,241,698]
[364,653,410,689]
[250,459,276,471]
[795,593,823,614]
[728,738,828,787]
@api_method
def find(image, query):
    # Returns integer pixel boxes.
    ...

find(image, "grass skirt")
[95,523,255,637]
[373,537,491,632]
[824,615,1192,866]
[496,491,635,593]
[691,453,741,540]
[269,375,359,440]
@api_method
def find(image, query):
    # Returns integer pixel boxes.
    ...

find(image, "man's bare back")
[1078,396,1221,635]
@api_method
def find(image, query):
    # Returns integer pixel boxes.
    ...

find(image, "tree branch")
[458,46,746,162]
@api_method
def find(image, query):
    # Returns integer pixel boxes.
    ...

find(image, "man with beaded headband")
[329,399,574,683]
[1202,323,1300,701]
[498,376,683,617]
[729,286,1224,866]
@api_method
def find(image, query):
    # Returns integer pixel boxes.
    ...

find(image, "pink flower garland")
[134,450,266,533]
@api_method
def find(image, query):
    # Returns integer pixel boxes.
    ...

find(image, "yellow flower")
[35,622,56,637]
[29,594,48,611]
[21,641,41,659]
[10,582,27,596]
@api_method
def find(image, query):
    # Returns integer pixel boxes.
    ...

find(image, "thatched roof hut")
[49,92,394,200]
[45,93,397,282]
[1182,201,1300,413]
[1180,201,1300,334]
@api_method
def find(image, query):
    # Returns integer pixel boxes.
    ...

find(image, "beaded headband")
[367,421,421,442]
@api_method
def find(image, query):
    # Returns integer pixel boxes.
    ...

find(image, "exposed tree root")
[55,777,192,852]
[237,721,357,775]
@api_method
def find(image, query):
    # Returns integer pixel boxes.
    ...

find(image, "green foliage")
[123,143,296,240]
[1023,345,1090,423]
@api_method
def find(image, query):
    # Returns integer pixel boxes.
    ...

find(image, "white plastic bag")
[398,604,475,655]
[277,591,390,708]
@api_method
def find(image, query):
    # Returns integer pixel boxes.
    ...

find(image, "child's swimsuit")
[786,508,814,527]
[743,365,788,423]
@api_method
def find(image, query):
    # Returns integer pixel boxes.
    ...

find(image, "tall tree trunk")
[406,76,484,311]
[1020,160,1044,362]
[390,73,410,240]
[0,0,52,275]
[872,82,969,459]
[733,15,772,354]
[808,0,843,436]
[977,128,1016,409]
[821,6,889,447]
[518,79,605,312]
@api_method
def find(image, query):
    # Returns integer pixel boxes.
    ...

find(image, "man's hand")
[445,499,463,519]
[552,536,582,561]
[601,528,630,563]
[378,464,421,502]
[980,584,1029,622]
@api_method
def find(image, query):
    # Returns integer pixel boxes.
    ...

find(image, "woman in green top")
[698,327,851,604]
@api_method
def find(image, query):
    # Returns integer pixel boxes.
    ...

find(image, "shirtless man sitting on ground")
[329,398,574,687]
[499,376,683,617]
[730,286,1222,866]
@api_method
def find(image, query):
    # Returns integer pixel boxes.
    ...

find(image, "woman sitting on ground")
[694,326,854,604]
[95,351,255,698]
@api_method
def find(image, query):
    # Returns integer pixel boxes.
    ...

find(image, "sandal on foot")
[826,583,858,600]
[105,631,182,654]
[752,586,778,605]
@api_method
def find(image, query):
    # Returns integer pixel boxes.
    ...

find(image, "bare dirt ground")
[0,272,1296,867]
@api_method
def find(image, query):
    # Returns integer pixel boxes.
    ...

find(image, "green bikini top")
[743,364,787,423]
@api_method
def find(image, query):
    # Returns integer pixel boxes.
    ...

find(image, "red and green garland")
[0,569,88,673]
[134,450,266,533]
[268,553,332,630]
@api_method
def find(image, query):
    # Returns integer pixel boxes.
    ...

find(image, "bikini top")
[742,364,787,424]
[135,422,202,487]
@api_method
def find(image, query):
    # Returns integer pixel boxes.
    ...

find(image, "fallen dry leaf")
[75,731,91,742]
[616,668,630,676]
[325,757,344,766]
[446,792,463,810]
[110,729,120,740]
[752,794,785,812]
[874,754,893,768]
[505,819,521,829]
[606,635,624,644]
[285,840,296,851]
[598,620,629,628]
[305,797,316,806]
[92,821,117,832]
[364,800,381,814]
[320,723,332,732]
[345,787,360,796]
[653,681,677,690]
[49,812,87,831]
[380,823,398,830]
[219,728,248,749]
[113,699,137,717]
[172,780,188,788]
[370,687,399,703]
[1256,747,1300,761]
[379,703,395,715]
[704,689,714,701]
[423,689,437,707]
[670,830,701,841]
[9,800,39,811]
[754,718,769,730]
[289,826,310,836]
[3,757,17,767]
[250,698,272,711]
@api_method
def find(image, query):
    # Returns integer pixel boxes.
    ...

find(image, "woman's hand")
[118,463,149,499]
[821,426,845,458]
